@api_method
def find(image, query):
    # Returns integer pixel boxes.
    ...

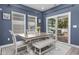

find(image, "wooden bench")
[32,39,55,55]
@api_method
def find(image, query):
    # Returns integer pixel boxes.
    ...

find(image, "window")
[28,15,37,34]
[12,11,26,37]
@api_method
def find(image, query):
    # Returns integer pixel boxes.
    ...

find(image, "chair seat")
[17,44,27,49]
[32,39,55,49]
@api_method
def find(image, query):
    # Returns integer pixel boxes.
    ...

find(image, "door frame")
[46,12,71,44]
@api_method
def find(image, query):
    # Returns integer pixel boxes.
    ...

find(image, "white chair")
[9,30,27,55]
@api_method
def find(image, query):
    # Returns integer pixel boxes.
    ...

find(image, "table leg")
[53,41,56,49]
[34,47,36,53]
[0,48,1,55]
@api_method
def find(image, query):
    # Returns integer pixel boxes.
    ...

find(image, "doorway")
[46,12,71,44]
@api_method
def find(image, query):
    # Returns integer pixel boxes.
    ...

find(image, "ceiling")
[23,4,59,11]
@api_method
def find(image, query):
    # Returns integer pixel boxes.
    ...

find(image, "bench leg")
[39,49,41,55]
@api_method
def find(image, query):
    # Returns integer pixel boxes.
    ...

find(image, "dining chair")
[48,33,56,48]
[9,30,27,55]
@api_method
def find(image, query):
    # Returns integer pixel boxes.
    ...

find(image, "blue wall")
[0,4,42,45]
[42,4,79,45]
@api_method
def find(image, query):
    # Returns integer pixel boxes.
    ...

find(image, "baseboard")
[70,44,79,48]
[57,40,79,48]
[0,41,24,48]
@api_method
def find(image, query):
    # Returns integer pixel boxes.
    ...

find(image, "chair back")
[9,30,17,46]
[9,30,18,54]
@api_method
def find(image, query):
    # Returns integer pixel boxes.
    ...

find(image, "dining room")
[0,4,79,55]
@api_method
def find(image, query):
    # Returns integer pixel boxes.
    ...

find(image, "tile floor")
[1,41,79,55]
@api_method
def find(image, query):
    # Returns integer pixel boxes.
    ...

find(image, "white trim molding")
[70,44,79,48]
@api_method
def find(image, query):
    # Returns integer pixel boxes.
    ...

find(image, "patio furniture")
[9,30,27,55]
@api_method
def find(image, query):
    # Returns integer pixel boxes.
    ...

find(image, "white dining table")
[18,33,50,43]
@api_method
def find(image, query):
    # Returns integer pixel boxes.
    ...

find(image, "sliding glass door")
[46,12,70,43]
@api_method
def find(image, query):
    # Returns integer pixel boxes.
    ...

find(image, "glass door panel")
[47,17,57,39]
[57,15,68,43]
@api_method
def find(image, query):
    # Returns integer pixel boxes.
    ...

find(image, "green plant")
[63,18,68,28]
[37,26,40,32]
[58,18,68,28]
[48,18,56,27]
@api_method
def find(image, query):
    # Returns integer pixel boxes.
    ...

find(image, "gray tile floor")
[66,47,79,55]
[45,41,71,55]
[1,41,79,55]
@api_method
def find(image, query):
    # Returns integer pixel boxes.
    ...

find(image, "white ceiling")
[23,4,59,11]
